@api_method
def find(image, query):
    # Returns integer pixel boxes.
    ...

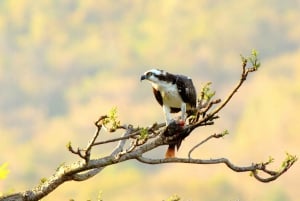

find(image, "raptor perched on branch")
[141,69,197,158]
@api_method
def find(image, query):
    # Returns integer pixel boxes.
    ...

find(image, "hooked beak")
[140,75,146,81]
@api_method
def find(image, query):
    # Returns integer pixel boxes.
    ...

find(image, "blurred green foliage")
[0,163,9,180]
[0,0,299,200]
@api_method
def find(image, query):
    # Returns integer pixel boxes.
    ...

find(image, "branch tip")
[3,51,297,201]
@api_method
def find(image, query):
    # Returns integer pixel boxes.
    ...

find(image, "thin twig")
[2,52,297,201]
[92,122,165,146]
[92,132,139,146]
[188,133,225,158]
[71,125,135,181]
[136,156,295,183]
[209,64,256,118]
[68,115,108,163]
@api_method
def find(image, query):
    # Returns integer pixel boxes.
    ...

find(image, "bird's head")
[140,69,167,84]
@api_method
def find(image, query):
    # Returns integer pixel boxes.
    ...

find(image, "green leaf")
[268,156,275,164]
[240,54,247,64]
[139,127,148,140]
[200,82,215,101]
[249,49,261,70]
[66,141,72,149]
[222,130,229,136]
[240,49,261,70]
[103,107,121,131]
[281,152,297,168]
[40,177,47,184]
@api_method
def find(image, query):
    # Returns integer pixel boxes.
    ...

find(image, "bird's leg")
[163,105,173,125]
[180,102,187,122]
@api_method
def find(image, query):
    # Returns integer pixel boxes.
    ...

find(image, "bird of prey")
[141,69,197,158]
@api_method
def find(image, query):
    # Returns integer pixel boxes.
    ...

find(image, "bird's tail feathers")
[165,144,176,158]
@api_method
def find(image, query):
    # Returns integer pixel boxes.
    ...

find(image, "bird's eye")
[147,72,153,77]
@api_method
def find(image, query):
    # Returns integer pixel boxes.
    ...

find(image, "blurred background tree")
[0,0,299,200]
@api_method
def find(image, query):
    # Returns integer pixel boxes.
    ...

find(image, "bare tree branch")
[136,154,296,183]
[1,51,297,201]
[71,125,135,181]
[188,132,226,158]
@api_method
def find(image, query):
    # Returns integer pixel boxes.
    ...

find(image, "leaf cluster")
[1,51,297,201]
[103,107,121,132]
[139,127,149,140]
[240,49,261,70]
[281,152,297,169]
[200,82,215,102]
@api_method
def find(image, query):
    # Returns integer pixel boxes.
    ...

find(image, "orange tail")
[165,144,176,158]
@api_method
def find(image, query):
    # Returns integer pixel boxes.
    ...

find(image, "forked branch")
[1,51,296,201]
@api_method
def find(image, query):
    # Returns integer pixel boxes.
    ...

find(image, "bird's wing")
[152,87,163,106]
[175,75,197,108]
[152,87,181,113]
